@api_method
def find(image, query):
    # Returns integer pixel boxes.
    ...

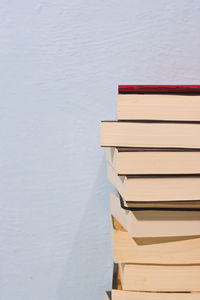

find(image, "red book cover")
[118,85,200,94]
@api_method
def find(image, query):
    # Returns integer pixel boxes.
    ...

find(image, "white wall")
[0,1,200,299]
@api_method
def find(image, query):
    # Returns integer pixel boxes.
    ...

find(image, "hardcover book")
[118,85,200,94]
[108,163,200,203]
[117,94,200,121]
[119,263,200,292]
[110,194,200,237]
[101,121,200,149]
[106,147,200,175]
[112,216,200,264]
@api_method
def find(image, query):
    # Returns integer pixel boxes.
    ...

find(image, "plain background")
[1,1,200,299]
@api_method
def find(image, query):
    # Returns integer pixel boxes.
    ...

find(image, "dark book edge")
[112,264,119,290]
[125,174,200,178]
[119,194,200,211]
[101,120,200,124]
[105,291,111,299]
[116,147,200,152]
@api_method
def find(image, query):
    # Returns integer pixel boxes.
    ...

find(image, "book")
[112,289,200,300]
[119,263,200,292]
[117,94,200,121]
[110,194,200,237]
[118,85,200,94]
[101,121,200,149]
[108,163,200,203]
[110,260,200,299]
[110,261,200,299]
[106,147,200,175]
[112,216,200,264]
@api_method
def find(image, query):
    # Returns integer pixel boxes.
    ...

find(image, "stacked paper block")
[101,85,200,299]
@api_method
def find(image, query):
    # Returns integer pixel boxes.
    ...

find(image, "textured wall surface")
[0,1,200,299]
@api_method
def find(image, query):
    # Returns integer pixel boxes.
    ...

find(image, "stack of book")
[101,85,200,300]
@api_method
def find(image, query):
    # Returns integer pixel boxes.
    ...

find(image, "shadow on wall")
[58,156,113,300]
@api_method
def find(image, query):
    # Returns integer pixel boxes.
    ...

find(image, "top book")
[118,85,200,94]
[117,85,200,121]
